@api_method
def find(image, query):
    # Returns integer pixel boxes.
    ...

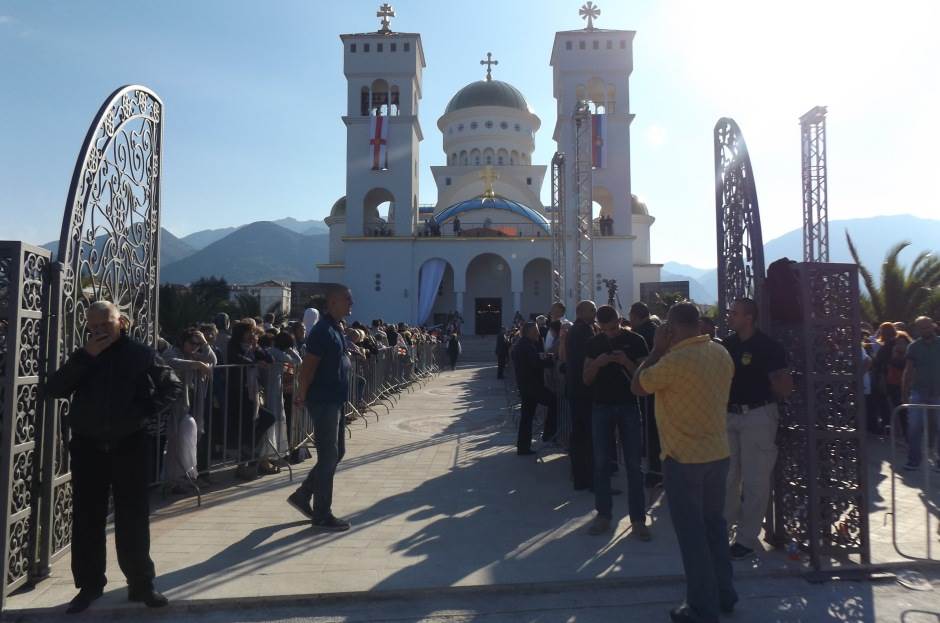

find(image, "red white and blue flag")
[370,114,389,170]
[591,113,606,169]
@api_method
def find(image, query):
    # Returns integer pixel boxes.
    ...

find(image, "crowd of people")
[42,279,940,619]
[48,286,451,614]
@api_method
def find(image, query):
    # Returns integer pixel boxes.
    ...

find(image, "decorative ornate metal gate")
[0,85,163,607]
[714,118,765,333]
[771,262,869,571]
[0,243,51,601]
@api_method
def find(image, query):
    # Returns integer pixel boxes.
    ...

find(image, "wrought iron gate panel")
[714,118,765,331]
[0,242,51,606]
[771,262,869,570]
[36,85,164,574]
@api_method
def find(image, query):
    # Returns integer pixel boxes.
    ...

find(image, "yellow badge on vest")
[741,352,752,366]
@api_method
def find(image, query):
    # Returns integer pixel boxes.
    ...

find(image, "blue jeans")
[907,391,940,467]
[664,457,736,623]
[298,401,345,520]
[592,402,645,523]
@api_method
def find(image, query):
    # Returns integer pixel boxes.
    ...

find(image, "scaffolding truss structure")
[573,102,595,303]
[550,151,566,303]
[800,106,829,263]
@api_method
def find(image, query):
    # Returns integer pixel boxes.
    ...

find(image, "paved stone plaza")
[5,363,938,620]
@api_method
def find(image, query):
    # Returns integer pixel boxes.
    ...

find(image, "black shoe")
[517,449,536,456]
[730,542,755,560]
[669,604,707,623]
[312,514,351,531]
[287,490,315,520]
[128,587,169,608]
[66,588,103,614]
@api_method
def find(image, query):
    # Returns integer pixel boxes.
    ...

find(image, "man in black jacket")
[495,328,509,379]
[46,301,182,614]
[511,322,556,455]
[566,300,597,489]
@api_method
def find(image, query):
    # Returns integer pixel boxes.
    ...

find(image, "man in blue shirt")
[287,285,353,530]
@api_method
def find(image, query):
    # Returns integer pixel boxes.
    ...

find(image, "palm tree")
[846,232,940,324]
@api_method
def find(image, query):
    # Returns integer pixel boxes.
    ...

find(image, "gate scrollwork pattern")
[714,118,765,333]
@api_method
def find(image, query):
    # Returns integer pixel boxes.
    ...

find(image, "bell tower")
[341,4,425,237]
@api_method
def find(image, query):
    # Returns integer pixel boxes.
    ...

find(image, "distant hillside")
[664,215,940,305]
[43,227,194,268]
[180,217,327,250]
[160,229,196,266]
[161,221,329,285]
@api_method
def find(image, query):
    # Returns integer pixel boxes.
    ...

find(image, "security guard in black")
[722,330,788,406]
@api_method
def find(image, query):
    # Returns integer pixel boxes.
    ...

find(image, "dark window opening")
[391,42,397,52]
[404,42,410,51]
[579,40,586,50]
[565,41,572,50]
[350,43,357,53]
[364,43,370,52]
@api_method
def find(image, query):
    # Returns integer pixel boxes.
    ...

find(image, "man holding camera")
[46,301,182,614]
[582,305,651,539]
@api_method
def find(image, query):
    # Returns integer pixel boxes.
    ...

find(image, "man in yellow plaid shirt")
[632,303,736,623]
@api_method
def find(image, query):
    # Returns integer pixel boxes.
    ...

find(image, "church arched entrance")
[417,258,455,327]
[465,253,511,335]
[521,258,551,319]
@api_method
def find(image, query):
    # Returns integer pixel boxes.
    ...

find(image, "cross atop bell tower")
[480,52,498,81]
[377,3,395,33]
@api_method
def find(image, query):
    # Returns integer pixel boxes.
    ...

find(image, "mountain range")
[663,214,940,304]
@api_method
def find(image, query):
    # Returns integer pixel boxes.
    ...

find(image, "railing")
[418,222,550,239]
[889,403,940,562]
[149,342,440,503]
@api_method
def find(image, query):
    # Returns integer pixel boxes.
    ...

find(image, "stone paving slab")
[4,364,935,615]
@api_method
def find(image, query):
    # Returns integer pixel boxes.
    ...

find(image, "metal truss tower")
[573,102,595,303]
[550,152,566,303]
[800,106,829,263]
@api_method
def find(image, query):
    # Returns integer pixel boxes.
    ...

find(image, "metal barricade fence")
[890,403,940,562]
[149,342,440,499]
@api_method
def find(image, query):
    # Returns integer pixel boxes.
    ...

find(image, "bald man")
[902,316,940,471]
[47,301,182,613]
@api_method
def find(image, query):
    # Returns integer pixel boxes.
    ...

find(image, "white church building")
[318,5,661,334]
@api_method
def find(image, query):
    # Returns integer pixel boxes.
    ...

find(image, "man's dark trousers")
[518,387,556,452]
[663,456,736,623]
[592,402,645,523]
[643,395,662,480]
[298,401,345,519]
[69,430,156,592]
[497,355,507,379]
[569,396,593,489]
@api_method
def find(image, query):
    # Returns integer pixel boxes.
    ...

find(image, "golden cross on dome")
[480,52,498,82]
[377,3,395,33]
[480,165,499,198]
[580,1,600,30]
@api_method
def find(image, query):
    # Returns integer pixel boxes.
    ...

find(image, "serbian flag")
[370,114,389,170]
[591,113,607,169]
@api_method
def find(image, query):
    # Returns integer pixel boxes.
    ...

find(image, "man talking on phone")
[46,301,182,614]
[582,305,650,538]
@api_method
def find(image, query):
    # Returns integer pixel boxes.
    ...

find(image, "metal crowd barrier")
[150,341,440,504]
[889,403,940,562]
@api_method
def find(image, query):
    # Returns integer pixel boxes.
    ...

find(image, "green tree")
[846,232,940,324]
[190,276,229,309]
[220,293,261,320]
[650,291,689,319]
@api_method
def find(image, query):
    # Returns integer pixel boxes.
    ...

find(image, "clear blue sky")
[2,0,937,266]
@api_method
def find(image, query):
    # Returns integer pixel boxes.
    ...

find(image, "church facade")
[318,6,661,334]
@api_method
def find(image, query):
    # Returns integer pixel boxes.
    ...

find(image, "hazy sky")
[1,0,937,267]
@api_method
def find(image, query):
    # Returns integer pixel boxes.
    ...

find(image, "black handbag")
[254,407,277,445]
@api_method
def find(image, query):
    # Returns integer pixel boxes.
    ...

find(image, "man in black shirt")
[582,306,651,539]
[511,322,557,455]
[565,300,597,489]
[722,297,792,560]
[629,302,663,487]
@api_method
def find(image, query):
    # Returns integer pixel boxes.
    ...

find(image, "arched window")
[369,79,390,116]
[511,150,519,165]
[460,150,468,165]
[450,152,457,165]
[470,148,481,166]
[497,148,508,166]
[483,148,494,166]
